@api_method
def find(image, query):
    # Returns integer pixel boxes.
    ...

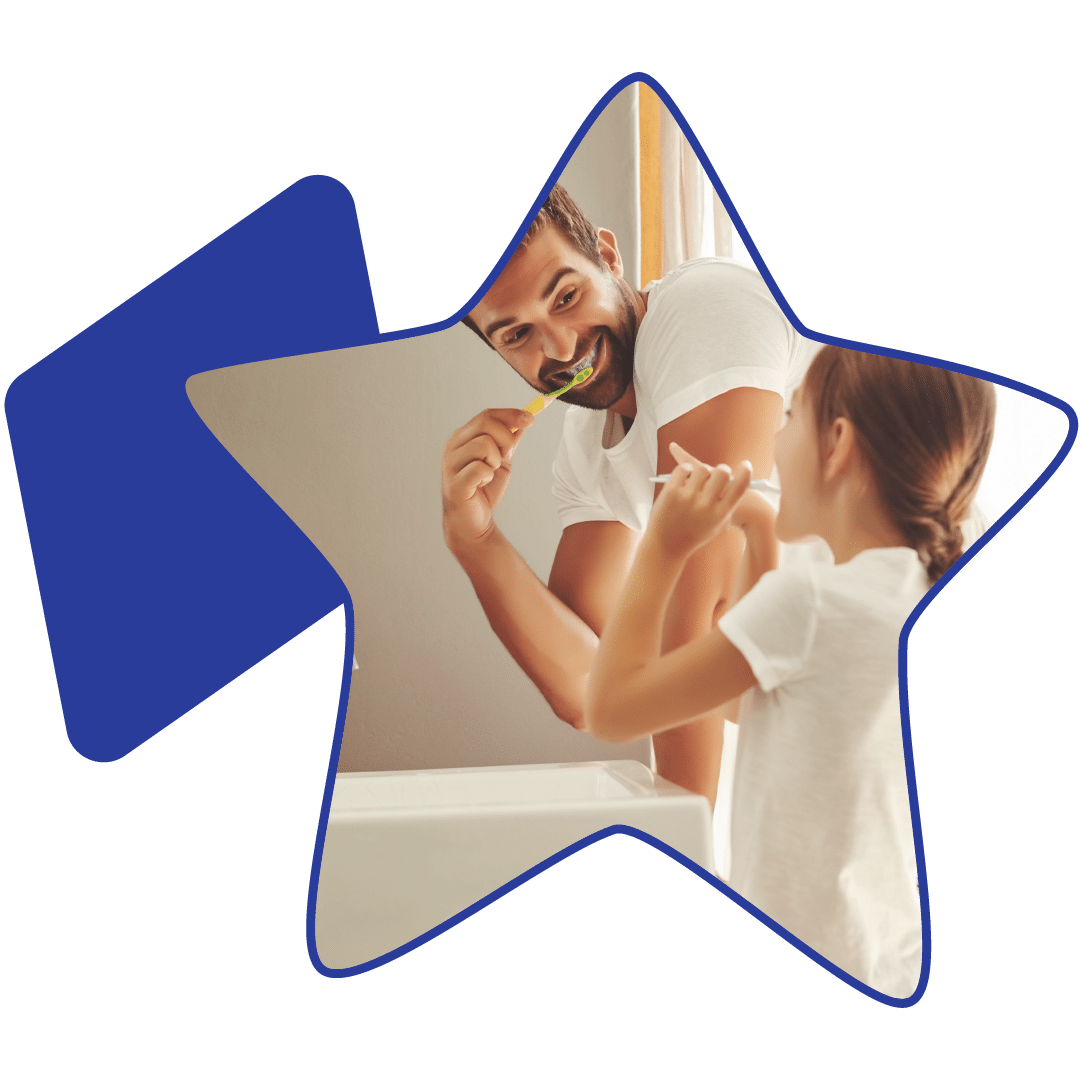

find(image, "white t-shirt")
[718,546,928,998]
[552,258,819,532]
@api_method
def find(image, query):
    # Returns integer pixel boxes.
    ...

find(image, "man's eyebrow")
[482,267,579,340]
[482,315,516,340]
[541,266,578,301]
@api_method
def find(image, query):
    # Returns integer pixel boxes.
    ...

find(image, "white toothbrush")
[648,474,781,495]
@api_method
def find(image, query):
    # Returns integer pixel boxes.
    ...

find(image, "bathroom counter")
[315,760,714,969]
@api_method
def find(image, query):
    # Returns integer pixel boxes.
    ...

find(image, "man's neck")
[609,386,637,421]
[608,287,649,420]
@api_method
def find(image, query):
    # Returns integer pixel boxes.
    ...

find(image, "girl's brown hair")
[802,347,996,581]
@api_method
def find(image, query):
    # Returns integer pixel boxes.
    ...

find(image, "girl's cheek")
[774,446,789,484]
[773,503,792,544]
[774,421,793,468]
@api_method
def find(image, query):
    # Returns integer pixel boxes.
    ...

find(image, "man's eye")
[557,288,576,306]
[505,326,529,344]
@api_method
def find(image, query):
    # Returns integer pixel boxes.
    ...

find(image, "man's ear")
[821,417,857,483]
[597,228,623,278]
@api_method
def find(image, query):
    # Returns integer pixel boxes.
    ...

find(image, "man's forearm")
[653,524,745,803]
[449,526,598,728]
[585,535,689,739]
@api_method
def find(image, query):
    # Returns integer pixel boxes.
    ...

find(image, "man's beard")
[542,279,637,411]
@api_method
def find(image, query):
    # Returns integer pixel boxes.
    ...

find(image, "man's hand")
[441,408,534,553]
[647,441,753,561]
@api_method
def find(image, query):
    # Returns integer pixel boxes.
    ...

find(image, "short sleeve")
[636,260,796,430]
[552,430,619,529]
[719,561,819,691]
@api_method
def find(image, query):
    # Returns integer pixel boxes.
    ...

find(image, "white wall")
[973,381,1063,528]
[557,84,641,288]
[187,86,648,773]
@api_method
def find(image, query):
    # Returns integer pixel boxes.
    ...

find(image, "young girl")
[585,346,996,998]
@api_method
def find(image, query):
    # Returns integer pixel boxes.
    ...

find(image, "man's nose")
[537,321,577,364]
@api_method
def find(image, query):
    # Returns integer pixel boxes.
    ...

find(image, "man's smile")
[546,335,602,390]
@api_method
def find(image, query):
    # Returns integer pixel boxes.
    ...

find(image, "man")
[441,184,815,805]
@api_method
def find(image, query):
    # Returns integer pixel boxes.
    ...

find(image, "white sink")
[315,760,715,970]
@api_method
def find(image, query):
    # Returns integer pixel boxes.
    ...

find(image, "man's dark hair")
[462,184,603,348]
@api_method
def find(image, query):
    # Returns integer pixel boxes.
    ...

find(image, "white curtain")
[659,108,734,276]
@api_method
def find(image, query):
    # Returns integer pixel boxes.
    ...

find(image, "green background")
[4,4,1075,1075]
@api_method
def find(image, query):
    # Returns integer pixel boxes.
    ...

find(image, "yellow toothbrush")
[510,367,592,433]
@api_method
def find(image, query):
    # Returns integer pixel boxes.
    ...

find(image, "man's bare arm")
[442,407,637,730]
[548,520,639,638]
[649,387,784,802]
[448,521,637,729]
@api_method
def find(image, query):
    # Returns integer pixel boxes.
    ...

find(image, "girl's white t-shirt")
[552,257,818,532]
[718,546,929,998]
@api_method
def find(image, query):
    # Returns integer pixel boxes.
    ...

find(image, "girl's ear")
[821,417,858,483]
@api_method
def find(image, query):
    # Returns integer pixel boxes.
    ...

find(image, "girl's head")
[775,347,996,581]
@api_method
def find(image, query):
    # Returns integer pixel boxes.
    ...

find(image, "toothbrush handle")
[512,369,590,432]
[647,475,781,495]
[510,396,547,434]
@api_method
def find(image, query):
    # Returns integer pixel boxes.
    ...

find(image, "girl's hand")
[648,442,753,560]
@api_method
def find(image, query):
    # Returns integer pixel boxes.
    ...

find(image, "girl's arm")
[712,488,780,728]
[584,448,761,743]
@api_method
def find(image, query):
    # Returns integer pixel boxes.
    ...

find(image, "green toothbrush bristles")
[522,366,593,416]
[548,366,592,398]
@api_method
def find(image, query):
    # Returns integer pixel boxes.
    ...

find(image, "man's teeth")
[568,342,599,377]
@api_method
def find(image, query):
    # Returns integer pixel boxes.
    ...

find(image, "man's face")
[468,225,638,410]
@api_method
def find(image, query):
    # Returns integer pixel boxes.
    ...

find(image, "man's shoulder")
[633,256,798,413]
[639,257,781,345]
[646,256,767,307]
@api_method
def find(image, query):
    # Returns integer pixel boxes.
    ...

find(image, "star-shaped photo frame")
[6,75,1074,1007]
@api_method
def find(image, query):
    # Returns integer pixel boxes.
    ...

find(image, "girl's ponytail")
[802,348,996,582]
[904,502,966,584]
